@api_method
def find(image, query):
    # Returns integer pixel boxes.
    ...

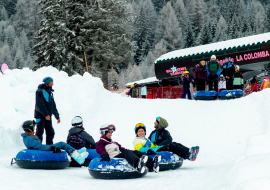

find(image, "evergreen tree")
[196,21,212,45]
[14,48,24,69]
[229,13,240,39]
[185,23,196,47]
[20,30,30,57]
[0,43,14,68]
[4,25,15,47]
[0,6,9,21]
[3,0,17,17]
[173,0,188,34]
[25,53,35,69]
[214,15,228,42]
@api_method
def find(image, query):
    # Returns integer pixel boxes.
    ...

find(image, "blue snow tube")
[218,89,244,100]
[193,91,218,100]
[88,157,148,179]
[148,152,183,171]
[14,149,70,169]
[69,149,100,167]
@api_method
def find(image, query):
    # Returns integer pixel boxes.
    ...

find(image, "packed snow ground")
[0,67,270,190]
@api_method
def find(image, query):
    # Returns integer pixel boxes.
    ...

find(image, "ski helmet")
[100,124,116,136]
[71,116,83,127]
[183,71,189,76]
[22,120,36,132]
[134,123,146,135]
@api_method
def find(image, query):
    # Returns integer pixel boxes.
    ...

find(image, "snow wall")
[0,66,270,189]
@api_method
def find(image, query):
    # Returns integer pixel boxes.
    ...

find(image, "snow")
[1,66,270,190]
[125,76,160,86]
[155,32,270,63]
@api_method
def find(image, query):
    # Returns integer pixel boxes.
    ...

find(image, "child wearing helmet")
[67,116,96,149]
[96,124,150,174]
[218,75,226,92]
[146,117,199,161]
[262,77,270,90]
[181,71,192,100]
[21,120,89,165]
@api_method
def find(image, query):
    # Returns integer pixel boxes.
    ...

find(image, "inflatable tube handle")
[11,158,16,166]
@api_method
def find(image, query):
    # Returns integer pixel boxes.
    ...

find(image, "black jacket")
[34,84,59,119]
[68,127,96,149]
[222,62,235,79]
[148,128,173,146]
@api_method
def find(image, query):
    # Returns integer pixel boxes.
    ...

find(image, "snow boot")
[152,155,161,173]
[136,155,148,173]
[71,150,89,165]
[77,147,87,154]
[187,146,200,161]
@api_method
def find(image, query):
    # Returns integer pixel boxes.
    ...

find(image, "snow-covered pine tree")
[0,43,14,68]
[173,0,188,36]
[33,0,72,73]
[83,0,136,85]
[25,53,35,69]
[14,48,24,69]
[3,0,17,17]
[185,22,196,47]
[0,6,9,21]
[214,15,228,42]
[229,13,240,39]
[4,25,15,47]
[20,30,30,58]
[12,36,20,58]
[196,21,212,45]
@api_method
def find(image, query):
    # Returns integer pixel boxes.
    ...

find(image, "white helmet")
[100,124,116,135]
[71,116,83,127]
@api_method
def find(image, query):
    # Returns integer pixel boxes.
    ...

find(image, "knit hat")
[211,55,216,59]
[43,77,53,84]
[134,123,146,135]
[225,57,229,62]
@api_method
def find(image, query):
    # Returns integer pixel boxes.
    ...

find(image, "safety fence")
[104,82,264,99]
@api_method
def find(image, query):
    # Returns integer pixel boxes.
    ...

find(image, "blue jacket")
[21,133,51,151]
[35,84,59,119]
[141,86,147,96]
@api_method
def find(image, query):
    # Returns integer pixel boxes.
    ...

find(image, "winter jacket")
[222,61,235,79]
[128,88,133,96]
[148,117,172,146]
[218,80,226,90]
[206,60,221,81]
[233,71,244,86]
[133,137,161,153]
[35,84,59,119]
[67,127,96,149]
[21,133,51,151]
[141,86,147,96]
[96,136,128,157]
[132,87,139,98]
[262,80,270,90]
[182,76,190,89]
[194,64,208,80]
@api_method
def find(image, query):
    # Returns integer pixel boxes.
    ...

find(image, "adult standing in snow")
[206,55,221,92]
[194,60,208,91]
[127,84,134,97]
[222,57,235,90]
[35,77,60,145]
[233,65,244,90]
[250,76,257,92]
[147,117,200,161]
[67,116,96,149]
[141,84,147,98]
[132,83,139,98]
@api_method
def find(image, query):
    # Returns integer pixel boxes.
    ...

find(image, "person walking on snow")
[262,77,270,90]
[67,116,96,149]
[194,60,208,91]
[206,55,221,92]
[181,71,192,100]
[35,77,60,145]
[147,117,199,161]
[96,124,160,173]
[222,57,235,90]
[21,120,88,165]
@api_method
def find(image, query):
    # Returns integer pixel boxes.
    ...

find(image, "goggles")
[135,123,145,128]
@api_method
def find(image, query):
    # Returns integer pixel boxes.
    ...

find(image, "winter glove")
[51,146,61,153]
[100,153,110,162]
[147,149,156,155]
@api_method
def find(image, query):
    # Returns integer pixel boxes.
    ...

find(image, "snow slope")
[0,67,270,190]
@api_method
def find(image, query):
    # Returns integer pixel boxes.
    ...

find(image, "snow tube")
[218,90,244,100]
[148,152,183,171]
[15,149,70,169]
[193,91,217,100]
[88,157,148,179]
[69,149,100,167]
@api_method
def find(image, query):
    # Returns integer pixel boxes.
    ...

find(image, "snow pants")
[115,150,154,170]
[208,80,218,92]
[226,79,234,90]
[53,142,75,155]
[36,117,55,145]
[157,142,189,159]
[196,79,206,91]
[181,88,192,100]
